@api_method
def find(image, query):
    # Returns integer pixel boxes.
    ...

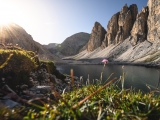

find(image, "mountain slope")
[0,23,58,60]
[44,32,90,56]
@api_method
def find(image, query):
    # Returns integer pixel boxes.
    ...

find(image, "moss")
[0,49,38,89]
[0,49,66,90]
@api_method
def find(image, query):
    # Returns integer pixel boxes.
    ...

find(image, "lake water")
[56,64,160,93]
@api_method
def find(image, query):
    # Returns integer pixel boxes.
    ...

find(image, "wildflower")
[100,59,108,84]
[102,59,108,65]
[102,59,108,63]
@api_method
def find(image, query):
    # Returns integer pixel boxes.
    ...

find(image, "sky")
[0,0,148,45]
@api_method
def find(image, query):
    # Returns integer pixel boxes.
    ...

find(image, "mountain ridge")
[0,23,59,61]
[44,32,90,56]
[63,0,160,66]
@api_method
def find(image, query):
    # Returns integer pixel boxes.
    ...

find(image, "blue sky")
[0,0,148,44]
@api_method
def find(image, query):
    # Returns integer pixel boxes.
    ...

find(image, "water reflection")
[57,64,160,93]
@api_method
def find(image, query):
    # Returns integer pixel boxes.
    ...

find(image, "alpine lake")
[57,64,160,93]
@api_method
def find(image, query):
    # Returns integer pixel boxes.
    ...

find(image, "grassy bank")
[1,78,159,120]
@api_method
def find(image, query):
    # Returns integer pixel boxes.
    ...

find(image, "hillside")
[0,23,59,61]
[44,32,90,56]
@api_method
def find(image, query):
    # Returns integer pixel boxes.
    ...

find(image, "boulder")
[1,99,21,108]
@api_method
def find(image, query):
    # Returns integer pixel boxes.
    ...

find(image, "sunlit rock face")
[0,23,55,60]
[103,4,138,46]
[87,22,106,52]
[104,12,120,46]
[115,4,138,44]
[147,0,160,43]
[130,7,149,45]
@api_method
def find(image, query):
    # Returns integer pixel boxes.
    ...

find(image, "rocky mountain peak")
[87,22,106,52]
[121,4,129,14]
[129,4,138,24]
[115,4,138,43]
[103,12,120,46]
[102,4,138,47]
[130,6,149,45]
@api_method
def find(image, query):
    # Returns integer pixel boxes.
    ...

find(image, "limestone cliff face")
[130,7,149,45]
[104,12,119,46]
[103,4,138,47]
[115,4,138,43]
[147,0,160,43]
[87,22,106,52]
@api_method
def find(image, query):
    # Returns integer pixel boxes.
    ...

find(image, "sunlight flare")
[0,1,19,25]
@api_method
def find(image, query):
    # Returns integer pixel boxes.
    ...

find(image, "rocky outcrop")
[130,7,149,45]
[87,22,106,52]
[115,4,138,43]
[104,12,120,46]
[102,4,138,47]
[0,67,82,108]
[147,0,160,43]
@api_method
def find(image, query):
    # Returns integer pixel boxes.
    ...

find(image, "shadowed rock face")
[87,22,106,52]
[147,0,160,43]
[130,7,149,45]
[103,12,120,46]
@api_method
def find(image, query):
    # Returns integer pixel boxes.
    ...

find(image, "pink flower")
[102,59,108,63]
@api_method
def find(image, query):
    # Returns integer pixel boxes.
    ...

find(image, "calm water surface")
[57,64,160,92]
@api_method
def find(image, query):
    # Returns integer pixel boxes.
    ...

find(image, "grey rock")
[130,7,149,45]
[87,22,106,52]
[1,99,21,108]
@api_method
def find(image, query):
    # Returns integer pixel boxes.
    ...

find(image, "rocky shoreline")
[0,67,82,109]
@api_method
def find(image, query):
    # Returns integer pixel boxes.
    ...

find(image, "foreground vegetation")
[0,48,65,89]
[0,78,159,120]
[0,48,160,120]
